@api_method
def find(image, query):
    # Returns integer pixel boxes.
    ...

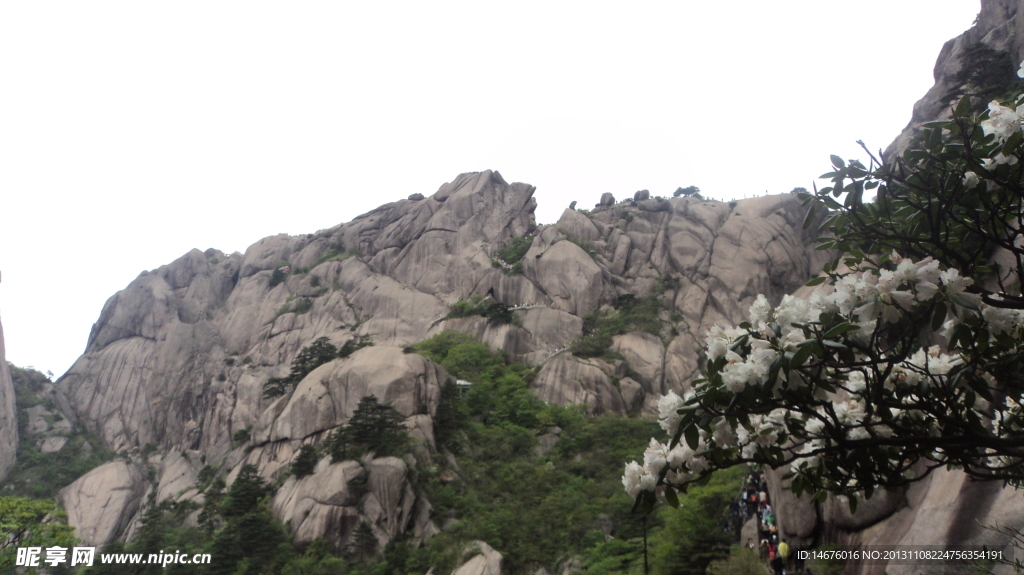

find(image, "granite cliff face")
[46,170,824,554]
[32,3,1024,561]
[0,311,18,483]
[887,0,1024,156]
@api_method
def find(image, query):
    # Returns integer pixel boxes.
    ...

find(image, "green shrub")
[326,396,409,461]
[311,243,357,269]
[6,365,116,499]
[293,297,312,315]
[648,467,742,575]
[269,268,287,288]
[291,445,319,478]
[557,228,596,258]
[263,337,339,398]
[263,336,374,398]
[337,335,374,358]
[0,496,76,571]
[492,234,533,275]
[232,428,251,446]
[496,235,533,264]
[673,185,703,200]
[569,283,674,359]
[447,295,518,325]
[944,42,1024,108]
[346,472,369,506]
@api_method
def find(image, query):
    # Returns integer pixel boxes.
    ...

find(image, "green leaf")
[955,95,972,118]
[830,155,846,168]
[664,485,680,508]
[951,293,980,311]
[805,276,827,287]
[791,345,813,368]
[1002,130,1023,157]
[803,203,818,229]
[684,423,700,450]
[823,322,853,339]
[630,493,643,514]
[931,302,947,331]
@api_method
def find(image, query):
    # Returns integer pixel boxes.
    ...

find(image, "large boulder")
[272,458,365,548]
[530,354,624,414]
[610,331,665,397]
[263,346,445,443]
[453,541,503,575]
[58,461,146,547]
[523,232,604,316]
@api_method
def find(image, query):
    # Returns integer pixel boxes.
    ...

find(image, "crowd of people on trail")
[722,470,809,575]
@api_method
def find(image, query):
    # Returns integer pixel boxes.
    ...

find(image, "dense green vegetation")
[326,396,410,461]
[570,281,676,359]
[944,42,1024,109]
[83,465,291,575]
[555,229,597,259]
[406,331,743,574]
[263,336,374,398]
[491,235,533,275]
[0,496,77,574]
[3,341,743,575]
[647,468,739,575]
[5,365,114,499]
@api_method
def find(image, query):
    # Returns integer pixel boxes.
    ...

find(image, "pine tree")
[346,396,408,457]
[291,445,319,478]
[434,379,466,453]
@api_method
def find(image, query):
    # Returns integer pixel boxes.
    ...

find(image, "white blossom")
[994,152,1019,165]
[963,171,981,189]
[643,438,668,475]
[658,391,685,435]
[983,305,1017,335]
[749,294,771,324]
[981,101,1024,142]
[940,268,972,295]
[622,461,646,498]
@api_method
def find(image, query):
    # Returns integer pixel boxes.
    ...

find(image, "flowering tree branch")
[625,84,1024,515]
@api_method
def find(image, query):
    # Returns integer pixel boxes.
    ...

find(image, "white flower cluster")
[981,100,1024,145]
[975,66,1024,177]
[624,255,1024,499]
[889,345,961,389]
[622,436,708,499]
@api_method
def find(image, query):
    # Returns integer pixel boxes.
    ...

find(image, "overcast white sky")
[0,1,981,376]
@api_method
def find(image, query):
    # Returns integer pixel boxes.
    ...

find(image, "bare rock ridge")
[49,168,825,553]
[887,0,1024,156]
[0,305,18,482]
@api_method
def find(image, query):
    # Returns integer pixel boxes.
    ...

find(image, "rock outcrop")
[887,0,1024,156]
[46,168,827,554]
[452,541,503,575]
[0,313,16,482]
[58,460,147,547]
